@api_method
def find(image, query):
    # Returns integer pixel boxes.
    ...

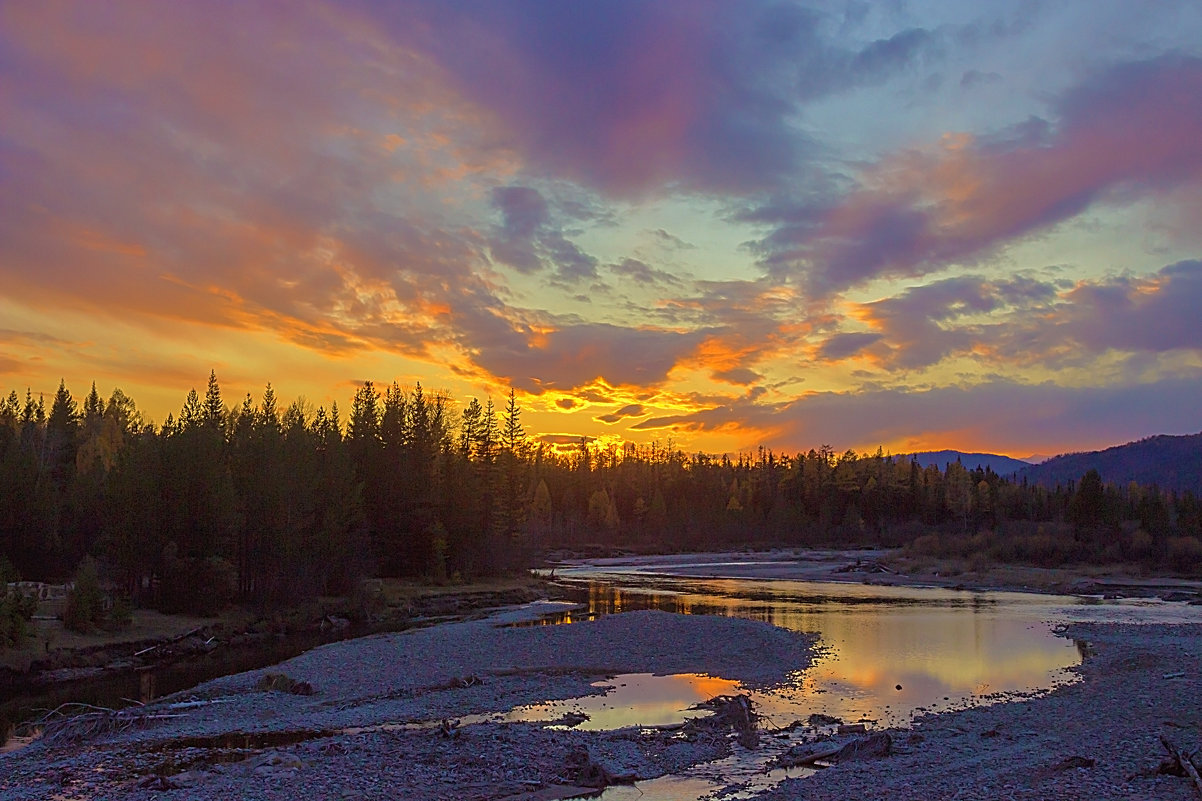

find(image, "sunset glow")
[3,1,1201,457]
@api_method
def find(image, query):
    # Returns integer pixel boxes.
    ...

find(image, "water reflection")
[554,576,1084,727]
[498,673,739,730]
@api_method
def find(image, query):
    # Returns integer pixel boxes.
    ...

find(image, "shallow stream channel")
[502,554,1201,800]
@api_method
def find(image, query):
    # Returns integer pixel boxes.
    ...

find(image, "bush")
[106,595,133,630]
[348,578,385,623]
[64,558,108,633]
[1165,537,1202,575]
[0,587,37,647]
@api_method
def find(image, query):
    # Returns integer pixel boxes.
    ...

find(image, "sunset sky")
[2,1,1201,458]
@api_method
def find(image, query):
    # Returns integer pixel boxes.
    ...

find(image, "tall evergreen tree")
[499,389,527,538]
[203,370,225,434]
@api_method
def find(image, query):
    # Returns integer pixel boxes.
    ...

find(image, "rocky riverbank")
[4,559,1201,801]
[759,622,1202,801]
[0,607,818,800]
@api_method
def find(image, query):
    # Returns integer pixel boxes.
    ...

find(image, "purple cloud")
[816,332,884,362]
[461,319,706,394]
[610,258,682,287]
[488,185,598,281]
[748,54,1202,296]
[594,403,650,424]
[361,1,942,197]
[712,367,762,386]
[850,263,1201,371]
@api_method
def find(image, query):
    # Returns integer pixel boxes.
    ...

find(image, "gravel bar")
[761,622,1202,801]
[0,608,816,800]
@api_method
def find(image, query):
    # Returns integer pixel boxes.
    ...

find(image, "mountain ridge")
[1015,431,1202,494]
[902,450,1032,475]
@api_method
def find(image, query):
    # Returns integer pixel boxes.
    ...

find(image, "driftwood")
[833,560,896,575]
[498,785,601,801]
[775,732,894,769]
[776,743,845,768]
[700,694,759,749]
[563,747,636,788]
[22,703,182,745]
[1161,734,1202,799]
[133,627,203,658]
[836,731,892,761]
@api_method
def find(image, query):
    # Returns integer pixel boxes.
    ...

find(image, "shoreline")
[0,607,819,800]
[550,547,1202,601]
[759,620,1202,801]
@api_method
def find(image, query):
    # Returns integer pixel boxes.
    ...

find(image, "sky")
[2,0,1201,459]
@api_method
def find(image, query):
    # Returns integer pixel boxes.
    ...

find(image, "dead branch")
[22,702,179,746]
[133,626,203,657]
[1162,734,1202,799]
[775,743,844,768]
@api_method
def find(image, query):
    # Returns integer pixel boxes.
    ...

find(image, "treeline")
[2,374,1201,615]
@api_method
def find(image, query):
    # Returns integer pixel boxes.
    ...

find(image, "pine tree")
[260,383,280,433]
[381,382,407,449]
[82,383,104,435]
[203,370,225,434]
[44,379,80,489]
[459,398,482,458]
[347,382,381,443]
[499,389,527,537]
[180,388,203,429]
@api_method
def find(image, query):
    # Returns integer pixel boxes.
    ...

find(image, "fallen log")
[774,732,894,769]
[836,731,892,761]
[133,627,203,658]
[775,743,843,768]
[1162,735,1202,799]
[498,785,602,801]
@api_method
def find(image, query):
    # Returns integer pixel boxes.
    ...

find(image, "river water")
[512,555,1199,800]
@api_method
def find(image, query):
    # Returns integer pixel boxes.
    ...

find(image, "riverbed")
[2,551,1199,800]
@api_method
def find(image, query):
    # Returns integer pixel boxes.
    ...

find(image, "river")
[511,554,1199,800]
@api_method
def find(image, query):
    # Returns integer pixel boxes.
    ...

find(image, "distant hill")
[1017,432,1202,494]
[904,451,1033,475]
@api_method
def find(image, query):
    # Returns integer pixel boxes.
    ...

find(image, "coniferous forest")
[2,374,1200,618]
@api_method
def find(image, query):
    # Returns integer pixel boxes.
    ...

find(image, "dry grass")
[884,551,1172,593]
[379,575,547,606]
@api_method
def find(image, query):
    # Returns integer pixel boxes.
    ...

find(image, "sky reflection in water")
[505,566,1199,801]
[544,573,1091,727]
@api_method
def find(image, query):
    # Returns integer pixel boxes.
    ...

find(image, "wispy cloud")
[748,54,1202,296]
[849,261,1202,371]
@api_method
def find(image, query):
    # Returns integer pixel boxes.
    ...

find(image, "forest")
[2,373,1201,620]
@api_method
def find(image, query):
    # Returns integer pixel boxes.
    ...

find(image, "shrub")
[105,595,133,630]
[64,558,108,633]
[348,578,385,623]
[1129,529,1155,559]
[908,533,943,557]
[0,587,37,647]
[1165,537,1202,575]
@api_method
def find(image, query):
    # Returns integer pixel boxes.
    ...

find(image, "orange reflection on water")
[501,672,741,730]
[577,579,1081,725]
